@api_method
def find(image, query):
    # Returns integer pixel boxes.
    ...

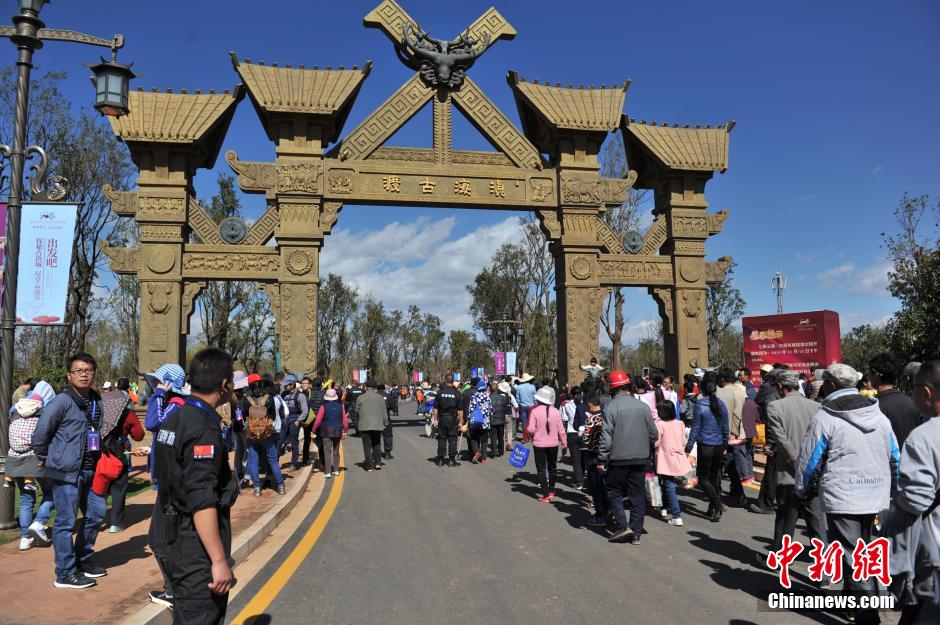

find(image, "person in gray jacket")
[883,360,940,625]
[598,370,658,545]
[764,370,826,554]
[355,380,390,472]
[796,363,900,625]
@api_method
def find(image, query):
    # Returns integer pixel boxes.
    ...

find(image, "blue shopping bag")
[509,443,530,468]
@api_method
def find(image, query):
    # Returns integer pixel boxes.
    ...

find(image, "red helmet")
[609,370,631,389]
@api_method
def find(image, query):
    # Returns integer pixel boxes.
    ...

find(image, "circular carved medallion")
[219,217,248,244]
[147,247,176,274]
[569,256,593,281]
[622,229,644,254]
[286,249,314,275]
[679,258,703,283]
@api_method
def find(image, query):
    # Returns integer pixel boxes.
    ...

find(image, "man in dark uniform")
[153,348,238,624]
[345,380,364,436]
[434,374,463,467]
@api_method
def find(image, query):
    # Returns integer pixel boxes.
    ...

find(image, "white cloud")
[816,261,891,296]
[320,216,523,330]
[871,165,884,176]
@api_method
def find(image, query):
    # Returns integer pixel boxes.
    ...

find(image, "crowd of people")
[5,348,939,625]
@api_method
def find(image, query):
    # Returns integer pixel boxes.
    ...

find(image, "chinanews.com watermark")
[760,534,896,613]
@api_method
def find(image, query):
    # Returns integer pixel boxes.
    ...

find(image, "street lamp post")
[0,0,132,529]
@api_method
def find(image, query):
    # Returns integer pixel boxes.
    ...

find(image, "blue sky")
[26,0,940,340]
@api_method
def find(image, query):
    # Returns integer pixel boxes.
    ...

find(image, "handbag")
[645,474,662,508]
[509,442,530,468]
[753,423,766,446]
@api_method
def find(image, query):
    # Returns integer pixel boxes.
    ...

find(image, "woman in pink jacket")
[523,386,567,502]
[654,400,693,526]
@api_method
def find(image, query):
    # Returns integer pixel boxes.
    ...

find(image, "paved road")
[228,402,894,625]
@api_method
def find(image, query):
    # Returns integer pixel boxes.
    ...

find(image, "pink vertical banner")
[493,352,506,376]
[353,369,359,383]
[412,371,419,383]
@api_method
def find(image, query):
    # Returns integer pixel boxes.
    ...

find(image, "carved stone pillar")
[139,281,183,374]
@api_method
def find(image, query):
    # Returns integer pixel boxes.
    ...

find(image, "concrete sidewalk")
[0,448,318,625]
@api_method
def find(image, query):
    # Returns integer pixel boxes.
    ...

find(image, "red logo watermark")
[766,535,891,589]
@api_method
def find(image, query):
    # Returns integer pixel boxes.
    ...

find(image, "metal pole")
[0,8,43,530]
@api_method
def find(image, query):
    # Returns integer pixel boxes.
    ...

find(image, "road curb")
[121,464,315,625]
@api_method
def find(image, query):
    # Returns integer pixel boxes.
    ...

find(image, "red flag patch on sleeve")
[193,444,215,459]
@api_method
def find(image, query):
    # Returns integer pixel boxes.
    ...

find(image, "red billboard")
[742,310,841,384]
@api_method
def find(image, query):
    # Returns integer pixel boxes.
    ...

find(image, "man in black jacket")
[870,353,922,447]
[302,377,325,468]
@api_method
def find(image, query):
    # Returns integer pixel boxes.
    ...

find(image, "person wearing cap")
[240,374,285,496]
[31,352,108,588]
[141,363,190,605]
[279,375,308,471]
[152,348,239,624]
[523,386,567,502]
[102,381,113,392]
[515,373,537,438]
[467,379,493,464]
[796,363,900,624]
[764,370,827,555]
[598,370,657,543]
[434,374,463,467]
[355,380,389,472]
[312,388,348,477]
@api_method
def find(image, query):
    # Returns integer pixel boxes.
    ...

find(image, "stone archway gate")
[101,0,734,383]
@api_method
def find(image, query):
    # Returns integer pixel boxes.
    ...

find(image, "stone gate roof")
[508,72,629,132]
[109,87,243,144]
[623,118,734,172]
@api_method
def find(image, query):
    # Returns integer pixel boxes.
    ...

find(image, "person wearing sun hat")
[312,387,348,477]
[522,385,567,502]
[515,373,537,437]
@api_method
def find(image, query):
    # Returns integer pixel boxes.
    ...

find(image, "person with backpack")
[240,373,285,496]
[142,363,189,607]
[467,379,492,464]
[7,380,56,550]
[312,388,348,478]
[280,375,308,471]
[489,380,511,458]
[679,378,699,425]
[523,386,567,502]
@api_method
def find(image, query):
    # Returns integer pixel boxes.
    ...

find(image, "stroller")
[423,396,436,438]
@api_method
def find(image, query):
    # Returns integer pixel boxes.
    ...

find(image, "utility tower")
[771,272,788,314]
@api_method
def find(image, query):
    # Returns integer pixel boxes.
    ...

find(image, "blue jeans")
[17,477,54,538]
[605,464,646,533]
[51,469,106,578]
[246,437,284,487]
[518,406,532,434]
[659,475,681,518]
[287,420,302,466]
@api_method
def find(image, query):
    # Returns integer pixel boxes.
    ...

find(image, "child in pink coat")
[655,400,693,526]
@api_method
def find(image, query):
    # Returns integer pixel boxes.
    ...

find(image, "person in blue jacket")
[685,373,730,522]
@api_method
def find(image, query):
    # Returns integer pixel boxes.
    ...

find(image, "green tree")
[841,323,890,372]
[706,261,746,367]
[882,193,940,361]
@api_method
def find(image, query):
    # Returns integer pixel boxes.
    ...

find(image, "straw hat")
[518,373,535,383]
[534,385,555,405]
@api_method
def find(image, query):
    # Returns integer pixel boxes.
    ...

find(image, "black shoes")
[54,571,96,589]
[608,528,634,543]
[447,458,460,467]
[149,590,174,608]
[710,509,722,523]
[435,457,444,466]
[383,452,394,460]
[277,483,286,495]
[630,533,642,545]
[80,562,107,578]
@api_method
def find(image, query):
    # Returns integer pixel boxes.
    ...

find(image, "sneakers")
[374,463,382,471]
[54,571,96,589]
[149,590,174,608]
[108,524,124,533]
[19,536,34,551]
[537,496,553,503]
[324,473,332,479]
[277,483,286,495]
[332,471,340,477]
[548,492,556,499]
[586,515,607,526]
[660,508,669,518]
[608,528,634,543]
[253,486,262,497]
[668,517,684,527]
[28,521,50,546]
[630,533,642,545]
[80,563,107,578]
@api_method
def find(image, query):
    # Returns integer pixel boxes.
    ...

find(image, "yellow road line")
[230,447,345,625]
